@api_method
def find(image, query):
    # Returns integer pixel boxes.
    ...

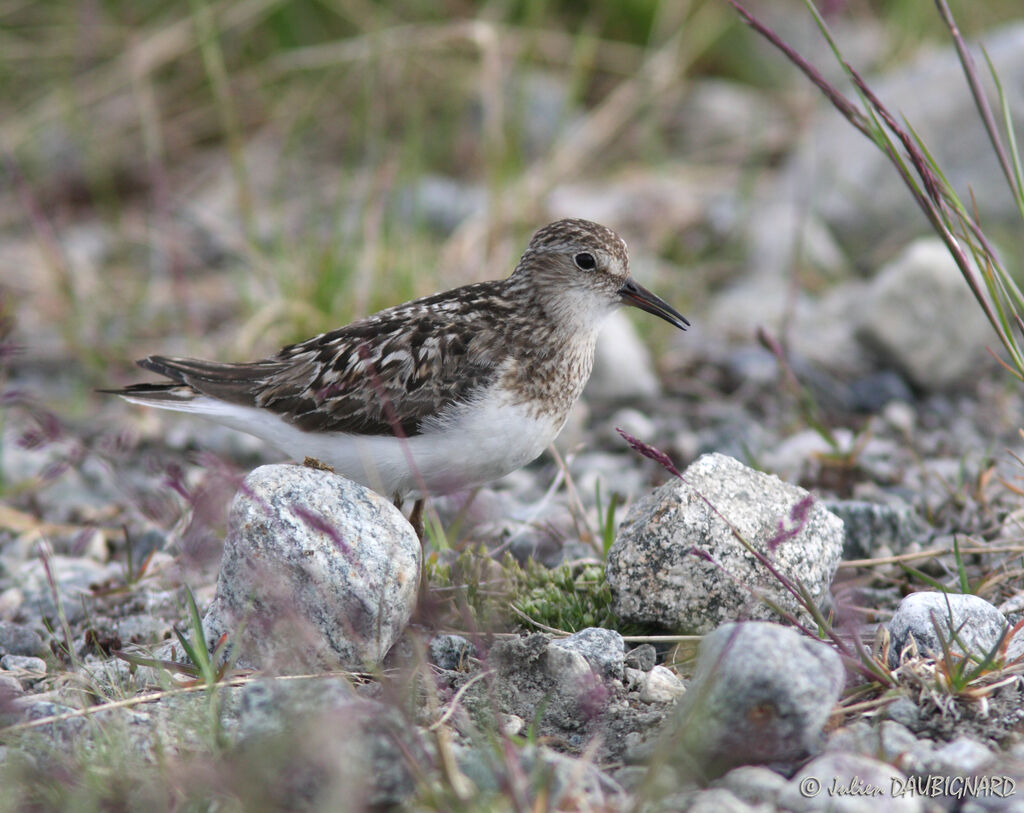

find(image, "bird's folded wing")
[258,312,502,436]
[134,288,511,437]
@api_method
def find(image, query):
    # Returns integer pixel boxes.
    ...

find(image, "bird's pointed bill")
[618,279,689,331]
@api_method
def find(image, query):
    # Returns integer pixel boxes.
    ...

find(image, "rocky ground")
[4,5,1024,812]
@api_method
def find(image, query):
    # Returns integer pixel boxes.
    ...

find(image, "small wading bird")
[107,219,688,535]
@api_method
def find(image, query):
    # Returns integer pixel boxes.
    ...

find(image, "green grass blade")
[984,47,1024,220]
[953,536,971,595]
[898,563,953,593]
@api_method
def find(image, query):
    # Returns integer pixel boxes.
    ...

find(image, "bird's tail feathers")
[104,354,286,406]
[139,355,279,385]
[96,381,198,411]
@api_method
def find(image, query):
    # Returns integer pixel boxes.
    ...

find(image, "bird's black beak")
[618,278,689,331]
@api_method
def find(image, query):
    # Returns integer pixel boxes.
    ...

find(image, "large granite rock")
[607,453,844,633]
[203,464,420,672]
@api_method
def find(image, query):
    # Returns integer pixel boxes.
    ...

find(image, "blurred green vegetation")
[0,0,1021,381]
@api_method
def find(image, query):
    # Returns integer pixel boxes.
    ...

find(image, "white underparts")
[121,386,563,499]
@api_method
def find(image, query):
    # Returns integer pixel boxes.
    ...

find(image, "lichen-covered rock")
[203,464,420,672]
[607,453,844,633]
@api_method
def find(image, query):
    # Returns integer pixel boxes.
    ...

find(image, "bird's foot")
[408,498,425,543]
[302,456,335,472]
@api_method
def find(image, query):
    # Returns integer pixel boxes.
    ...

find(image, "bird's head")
[512,218,689,332]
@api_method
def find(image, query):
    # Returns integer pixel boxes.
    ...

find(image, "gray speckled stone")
[11,556,118,626]
[713,765,789,808]
[0,621,44,658]
[203,464,420,672]
[548,627,625,681]
[857,239,992,389]
[669,622,845,779]
[884,696,923,731]
[886,592,1020,668]
[483,633,634,754]
[624,644,657,672]
[429,634,473,671]
[785,22,1024,252]
[13,701,86,745]
[926,737,995,775]
[824,499,928,560]
[679,787,760,813]
[235,677,358,739]
[0,655,46,675]
[607,453,844,633]
[825,721,930,770]
[456,742,625,810]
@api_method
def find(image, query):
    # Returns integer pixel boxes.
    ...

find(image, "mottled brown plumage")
[109,219,688,498]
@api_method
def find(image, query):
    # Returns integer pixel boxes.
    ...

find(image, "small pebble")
[0,654,46,675]
[499,714,525,737]
[0,674,24,697]
[548,628,625,682]
[624,644,657,672]
[887,592,1018,668]
[639,665,685,704]
[0,621,45,658]
[429,634,474,672]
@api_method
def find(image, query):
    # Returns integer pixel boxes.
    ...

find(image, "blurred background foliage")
[1,0,1021,398]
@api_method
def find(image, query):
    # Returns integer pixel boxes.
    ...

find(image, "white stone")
[857,238,993,388]
[887,591,1021,667]
[639,665,685,703]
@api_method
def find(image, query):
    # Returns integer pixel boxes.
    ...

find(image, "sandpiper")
[108,219,688,510]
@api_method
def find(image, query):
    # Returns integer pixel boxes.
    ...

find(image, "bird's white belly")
[177,391,563,498]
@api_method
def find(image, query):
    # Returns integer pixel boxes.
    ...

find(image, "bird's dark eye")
[574,252,596,270]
